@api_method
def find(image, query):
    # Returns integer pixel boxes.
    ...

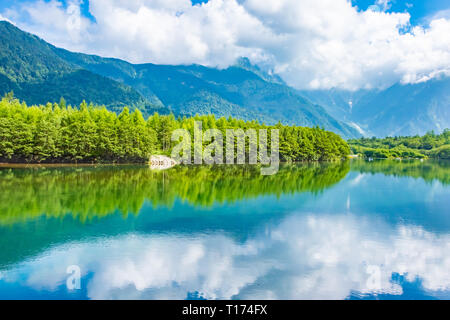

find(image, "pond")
[0,160,449,299]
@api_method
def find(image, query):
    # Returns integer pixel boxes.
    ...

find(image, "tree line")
[348,130,450,159]
[0,93,350,163]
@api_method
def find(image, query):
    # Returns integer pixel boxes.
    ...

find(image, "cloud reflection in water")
[2,212,449,300]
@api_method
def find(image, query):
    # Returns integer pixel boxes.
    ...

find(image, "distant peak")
[235,57,257,70]
[234,57,284,85]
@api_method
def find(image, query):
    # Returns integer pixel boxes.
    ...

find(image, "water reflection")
[351,160,450,185]
[0,162,349,225]
[0,160,449,299]
[1,214,449,299]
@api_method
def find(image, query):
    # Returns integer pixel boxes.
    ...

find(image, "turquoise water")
[0,160,449,300]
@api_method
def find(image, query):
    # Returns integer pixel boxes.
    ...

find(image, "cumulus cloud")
[1,213,449,299]
[1,0,450,90]
[2,0,92,51]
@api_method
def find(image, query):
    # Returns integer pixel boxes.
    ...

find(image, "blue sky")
[1,0,449,90]
[353,0,450,24]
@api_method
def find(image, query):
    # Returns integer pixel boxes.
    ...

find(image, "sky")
[1,0,449,90]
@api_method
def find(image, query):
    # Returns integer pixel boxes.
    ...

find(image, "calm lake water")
[0,160,449,300]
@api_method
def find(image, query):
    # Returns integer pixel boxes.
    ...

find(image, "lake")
[0,160,449,300]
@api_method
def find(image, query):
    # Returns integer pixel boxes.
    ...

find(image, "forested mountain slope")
[0,21,360,138]
[0,21,164,115]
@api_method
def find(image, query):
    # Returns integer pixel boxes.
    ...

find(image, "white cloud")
[2,0,92,51]
[1,0,450,90]
[1,213,449,299]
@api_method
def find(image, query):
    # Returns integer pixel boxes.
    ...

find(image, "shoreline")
[0,162,147,168]
[0,158,443,169]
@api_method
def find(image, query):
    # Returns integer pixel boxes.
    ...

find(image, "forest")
[0,93,350,163]
[348,130,450,159]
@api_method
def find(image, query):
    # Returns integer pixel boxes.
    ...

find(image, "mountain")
[0,21,360,138]
[300,78,450,137]
[52,42,359,137]
[0,21,165,115]
[351,79,450,137]
[3,20,446,139]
